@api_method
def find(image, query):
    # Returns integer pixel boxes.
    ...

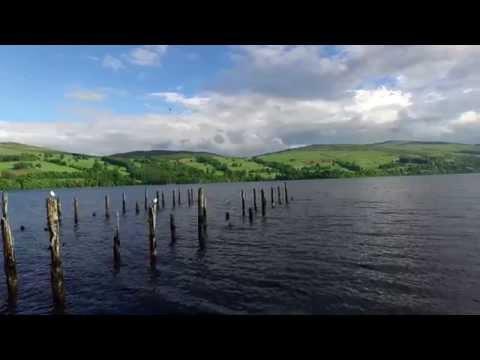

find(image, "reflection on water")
[2,174,480,314]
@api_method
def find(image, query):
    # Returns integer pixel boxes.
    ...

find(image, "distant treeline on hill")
[3,141,480,190]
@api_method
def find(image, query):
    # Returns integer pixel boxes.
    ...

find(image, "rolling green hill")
[2,140,480,190]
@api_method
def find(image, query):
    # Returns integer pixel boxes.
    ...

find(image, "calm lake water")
[2,174,480,314]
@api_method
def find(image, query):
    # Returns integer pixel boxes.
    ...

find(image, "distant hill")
[2,140,480,190]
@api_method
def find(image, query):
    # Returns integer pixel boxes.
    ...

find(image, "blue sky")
[0,45,232,121]
[0,45,479,155]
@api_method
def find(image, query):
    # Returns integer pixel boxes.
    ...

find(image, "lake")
[2,173,480,314]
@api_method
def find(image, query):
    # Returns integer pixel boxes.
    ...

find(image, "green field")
[2,140,480,190]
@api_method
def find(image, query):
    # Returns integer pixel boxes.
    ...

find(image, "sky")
[1,45,480,156]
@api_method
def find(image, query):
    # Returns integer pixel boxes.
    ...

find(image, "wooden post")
[156,190,160,206]
[144,188,148,211]
[248,207,253,224]
[135,201,140,215]
[225,212,230,221]
[178,189,181,206]
[277,186,282,205]
[113,211,120,268]
[73,197,79,225]
[46,196,65,309]
[57,196,62,223]
[170,213,176,244]
[261,189,266,217]
[2,191,7,218]
[105,195,110,219]
[241,190,245,217]
[187,189,191,207]
[191,188,194,203]
[284,182,289,205]
[253,188,257,212]
[172,189,176,208]
[1,202,17,303]
[161,191,165,208]
[148,205,156,267]
[270,187,275,208]
[122,192,126,214]
[197,188,207,248]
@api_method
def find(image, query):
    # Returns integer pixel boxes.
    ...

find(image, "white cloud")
[424,91,446,103]
[65,90,106,102]
[127,45,168,66]
[450,111,480,126]
[102,55,125,71]
[150,92,210,107]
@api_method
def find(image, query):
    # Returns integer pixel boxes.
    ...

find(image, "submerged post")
[241,190,245,217]
[113,211,120,268]
[2,191,8,218]
[144,188,148,211]
[135,201,140,215]
[261,189,266,217]
[253,188,257,212]
[197,188,207,248]
[277,186,282,205]
[148,204,156,267]
[46,195,65,310]
[172,189,176,208]
[270,187,275,208]
[248,207,253,224]
[170,213,177,244]
[284,182,289,205]
[161,191,165,208]
[1,192,17,303]
[105,195,110,219]
[122,192,126,214]
[73,197,79,225]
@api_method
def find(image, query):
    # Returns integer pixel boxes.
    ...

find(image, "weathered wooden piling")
[1,193,17,303]
[261,189,266,217]
[170,213,176,243]
[135,201,140,215]
[46,196,65,309]
[277,186,282,205]
[241,190,246,217]
[57,196,62,223]
[105,195,110,219]
[248,207,253,223]
[271,187,275,208]
[187,189,191,207]
[113,211,120,268]
[156,191,160,208]
[197,188,207,248]
[122,192,126,214]
[172,189,176,208]
[284,182,289,205]
[161,191,165,208]
[253,188,257,212]
[225,211,230,221]
[2,191,8,218]
[191,188,194,203]
[178,189,181,206]
[148,205,156,267]
[73,197,79,224]
[144,188,148,211]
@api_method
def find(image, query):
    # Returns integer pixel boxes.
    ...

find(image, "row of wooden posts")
[1,183,290,311]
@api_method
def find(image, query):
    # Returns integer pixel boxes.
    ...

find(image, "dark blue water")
[2,174,480,314]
